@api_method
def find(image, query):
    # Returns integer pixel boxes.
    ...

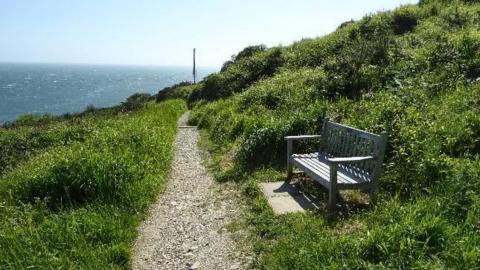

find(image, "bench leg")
[369,187,378,205]
[286,140,293,181]
[328,164,338,210]
[328,189,337,210]
[287,161,293,180]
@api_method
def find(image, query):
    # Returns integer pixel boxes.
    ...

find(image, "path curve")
[133,112,246,270]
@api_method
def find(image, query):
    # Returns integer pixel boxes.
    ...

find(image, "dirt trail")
[133,112,247,270]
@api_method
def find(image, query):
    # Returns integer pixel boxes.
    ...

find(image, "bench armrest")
[327,156,374,164]
[285,135,321,141]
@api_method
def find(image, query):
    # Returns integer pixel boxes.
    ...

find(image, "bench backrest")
[320,120,387,181]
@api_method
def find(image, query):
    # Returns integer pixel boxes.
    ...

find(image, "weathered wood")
[285,135,322,140]
[319,119,329,153]
[328,156,374,163]
[329,163,338,210]
[326,121,383,142]
[291,153,371,187]
[287,139,293,180]
[285,135,321,181]
[285,119,387,210]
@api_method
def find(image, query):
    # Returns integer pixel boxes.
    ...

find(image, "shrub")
[392,7,419,34]
[121,92,151,111]
[338,19,355,29]
[283,33,345,68]
[322,36,393,98]
[237,108,326,167]
[188,47,284,103]
[11,113,55,127]
[221,44,267,71]
[155,81,193,102]
[84,104,96,113]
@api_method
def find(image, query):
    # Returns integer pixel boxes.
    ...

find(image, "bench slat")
[286,119,387,209]
[291,153,371,188]
[326,121,382,142]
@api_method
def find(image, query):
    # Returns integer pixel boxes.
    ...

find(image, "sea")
[0,63,214,124]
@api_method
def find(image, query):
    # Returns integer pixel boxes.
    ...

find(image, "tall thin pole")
[193,48,197,83]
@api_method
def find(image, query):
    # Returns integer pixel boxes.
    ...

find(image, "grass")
[0,99,186,268]
[176,0,480,268]
[199,131,480,269]
[2,0,480,268]
[0,92,156,176]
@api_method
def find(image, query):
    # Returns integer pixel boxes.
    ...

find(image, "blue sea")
[0,63,213,124]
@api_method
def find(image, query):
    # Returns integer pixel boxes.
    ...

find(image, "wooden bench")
[285,120,387,210]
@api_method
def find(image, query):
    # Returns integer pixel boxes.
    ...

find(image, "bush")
[283,33,345,68]
[11,113,56,127]
[221,44,267,71]
[392,7,419,34]
[155,81,193,102]
[121,92,151,111]
[188,47,284,103]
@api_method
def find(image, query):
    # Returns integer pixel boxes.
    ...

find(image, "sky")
[0,0,418,68]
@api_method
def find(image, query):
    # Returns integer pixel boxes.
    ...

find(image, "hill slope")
[0,100,186,268]
[163,0,480,268]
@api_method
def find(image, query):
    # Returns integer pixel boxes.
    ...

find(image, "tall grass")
[0,100,186,268]
[0,121,93,175]
[0,91,158,176]
[184,1,480,268]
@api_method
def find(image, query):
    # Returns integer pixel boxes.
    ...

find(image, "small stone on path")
[189,261,200,270]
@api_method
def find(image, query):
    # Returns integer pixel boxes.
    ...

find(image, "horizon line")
[0,61,219,69]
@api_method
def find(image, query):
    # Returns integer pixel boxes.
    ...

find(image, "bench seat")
[285,120,387,210]
[291,153,372,189]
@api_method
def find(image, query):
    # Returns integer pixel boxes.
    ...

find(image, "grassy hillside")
[165,0,480,268]
[0,100,186,268]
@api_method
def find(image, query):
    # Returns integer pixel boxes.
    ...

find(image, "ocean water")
[0,63,213,124]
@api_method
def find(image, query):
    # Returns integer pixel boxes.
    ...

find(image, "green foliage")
[0,100,186,268]
[188,47,283,103]
[282,33,345,69]
[121,92,151,111]
[2,91,159,130]
[221,44,267,71]
[0,121,93,175]
[190,1,480,269]
[392,6,419,34]
[190,68,327,167]
[155,81,193,102]
[12,113,56,127]
[0,91,162,176]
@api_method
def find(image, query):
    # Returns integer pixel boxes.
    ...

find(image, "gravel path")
[133,112,247,270]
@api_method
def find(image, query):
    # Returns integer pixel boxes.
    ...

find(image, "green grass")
[0,118,93,175]
[0,94,156,176]
[3,0,478,268]
[199,131,480,269]
[179,0,480,269]
[0,100,186,268]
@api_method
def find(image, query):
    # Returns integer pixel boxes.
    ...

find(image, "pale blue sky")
[0,0,417,68]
